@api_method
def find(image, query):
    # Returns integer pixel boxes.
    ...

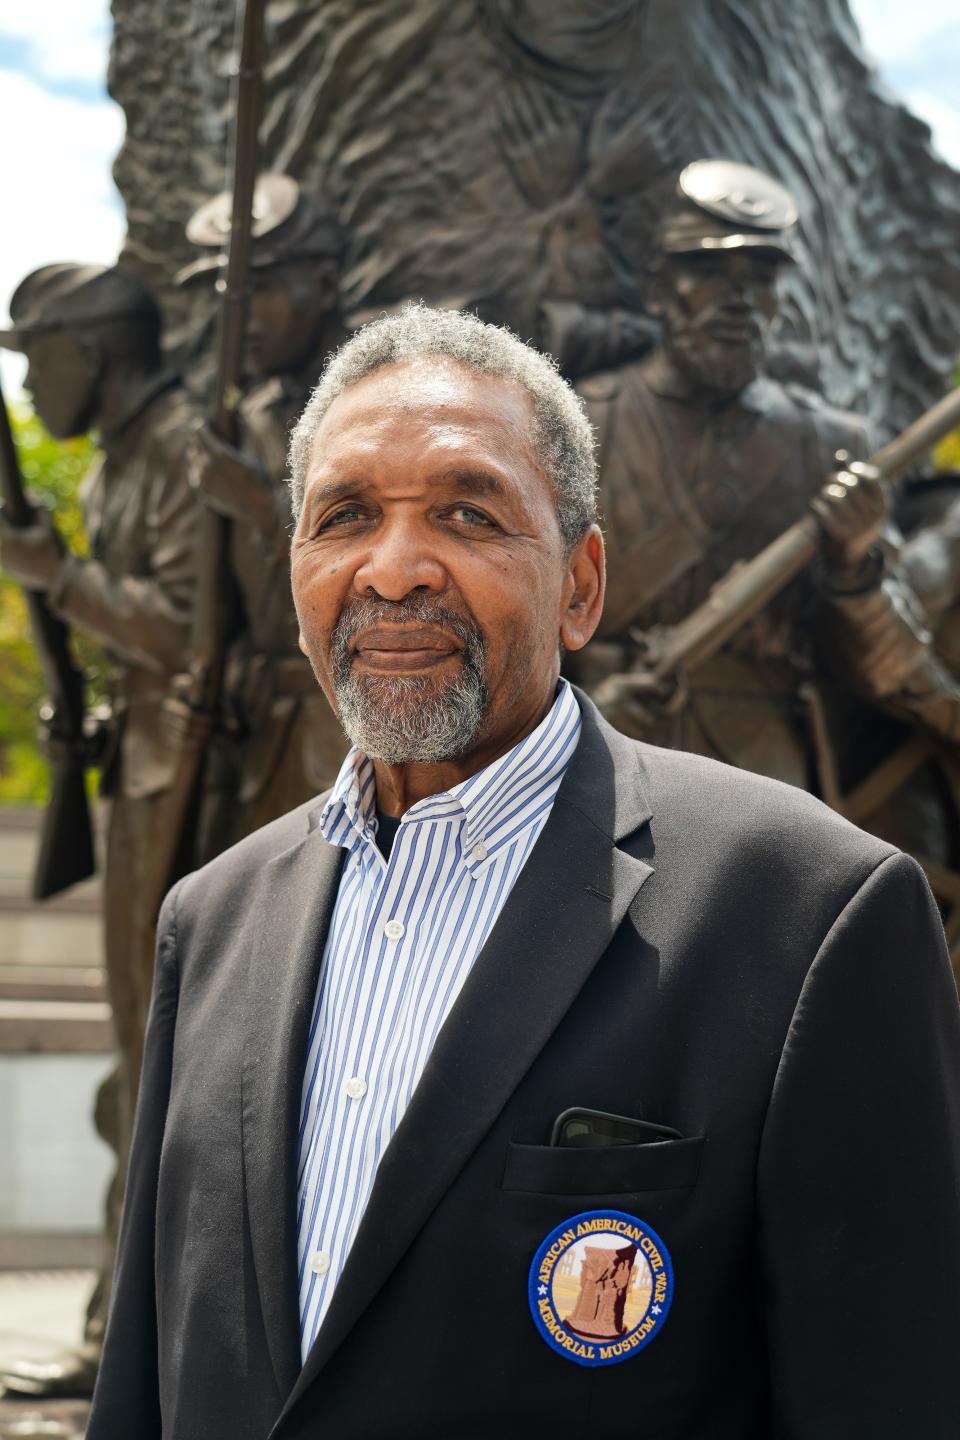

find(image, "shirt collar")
[316,677,582,869]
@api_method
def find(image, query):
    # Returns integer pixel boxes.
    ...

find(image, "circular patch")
[528,1209,674,1366]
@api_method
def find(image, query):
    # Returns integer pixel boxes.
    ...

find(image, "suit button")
[383,918,405,941]
[344,1076,367,1100]
[310,1251,331,1276]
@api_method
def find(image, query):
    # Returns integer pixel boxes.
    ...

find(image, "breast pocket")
[501,1136,704,1195]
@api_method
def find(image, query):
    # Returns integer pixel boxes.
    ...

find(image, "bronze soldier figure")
[818,473,960,748]
[813,468,960,954]
[179,175,350,846]
[0,263,202,1398]
[571,160,905,790]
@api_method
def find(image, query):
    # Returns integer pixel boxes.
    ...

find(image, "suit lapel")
[278,695,655,1421]
[241,821,344,1400]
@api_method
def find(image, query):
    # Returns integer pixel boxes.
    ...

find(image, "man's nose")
[353,518,447,601]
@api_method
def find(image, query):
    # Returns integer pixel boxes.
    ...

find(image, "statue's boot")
[0,1343,99,1400]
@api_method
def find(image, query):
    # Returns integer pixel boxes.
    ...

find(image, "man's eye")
[449,505,494,527]
[319,505,365,530]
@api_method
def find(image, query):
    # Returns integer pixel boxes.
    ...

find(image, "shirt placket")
[309,819,423,1328]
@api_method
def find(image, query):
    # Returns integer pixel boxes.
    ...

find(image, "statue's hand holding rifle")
[590,646,689,739]
[810,454,886,587]
[593,387,960,732]
[0,497,65,590]
[186,420,276,535]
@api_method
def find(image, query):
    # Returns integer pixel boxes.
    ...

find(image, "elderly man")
[87,307,960,1440]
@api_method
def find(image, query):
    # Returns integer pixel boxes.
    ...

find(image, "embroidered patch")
[528,1209,674,1366]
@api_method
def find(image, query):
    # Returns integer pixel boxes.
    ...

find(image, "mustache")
[330,595,485,663]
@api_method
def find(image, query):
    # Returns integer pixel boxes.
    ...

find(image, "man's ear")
[559,525,605,653]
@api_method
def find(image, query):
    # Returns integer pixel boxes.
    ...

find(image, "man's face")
[291,358,602,768]
[653,249,782,395]
[22,330,100,438]
[245,260,338,379]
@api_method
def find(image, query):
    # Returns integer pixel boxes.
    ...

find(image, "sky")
[1,0,958,396]
[0,1,123,396]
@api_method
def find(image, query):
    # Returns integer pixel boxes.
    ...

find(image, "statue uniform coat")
[46,376,204,1095]
[575,357,875,787]
[225,371,347,827]
[40,373,204,1342]
[199,350,351,861]
[86,692,960,1440]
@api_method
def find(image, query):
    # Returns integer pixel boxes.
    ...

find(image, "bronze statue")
[0,263,203,1398]
[180,174,350,847]
[570,161,891,788]
[109,0,960,450]
[896,479,960,673]
[565,1244,638,1341]
[568,163,960,962]
[825,469,960,748]
[815,466,960,955]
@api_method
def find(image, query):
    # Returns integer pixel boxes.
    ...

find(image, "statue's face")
[245,260,339,379]
[22,330,100,439]
[653,249,782,394]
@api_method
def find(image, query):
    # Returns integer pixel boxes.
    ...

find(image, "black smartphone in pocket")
[550,1107,683,1148]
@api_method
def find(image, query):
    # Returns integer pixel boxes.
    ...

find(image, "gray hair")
[287,303,597,550]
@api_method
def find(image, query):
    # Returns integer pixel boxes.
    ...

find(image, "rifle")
[142,0,267,921]
[621,385,960,690]
[0,377,95,898]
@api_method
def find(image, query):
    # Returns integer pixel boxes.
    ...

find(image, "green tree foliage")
[935,427,960,471]
[0,402,105,803]
[933,368,960,471]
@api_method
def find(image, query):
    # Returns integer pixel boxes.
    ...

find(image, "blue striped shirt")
[296,677,582,1355]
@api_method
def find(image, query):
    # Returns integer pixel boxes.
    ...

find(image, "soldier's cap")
[175,173,344,285]
[0,263,159,351]
[658,160,799,263]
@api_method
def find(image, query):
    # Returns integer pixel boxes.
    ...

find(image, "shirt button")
[471,841,488,862]
[383,918,405,941]
[344,1076,367,1100]
[309,1250,331,1276]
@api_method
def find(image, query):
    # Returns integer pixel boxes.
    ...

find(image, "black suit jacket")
[87,692,960,1439]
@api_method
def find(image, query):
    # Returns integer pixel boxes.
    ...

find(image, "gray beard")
[330,598,488,765]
